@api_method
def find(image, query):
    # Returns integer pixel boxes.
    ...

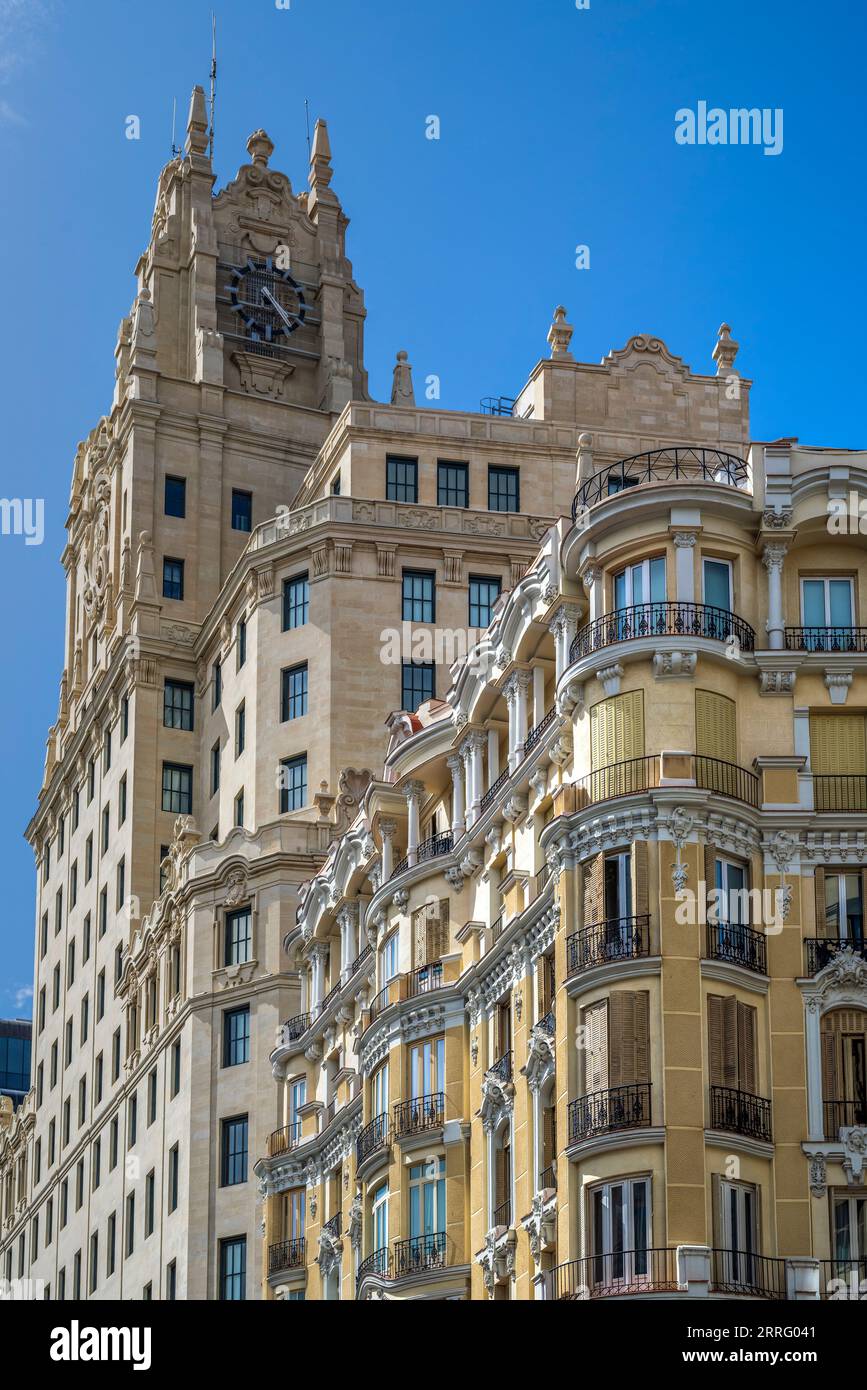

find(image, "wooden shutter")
[708,994,738,1088]
[705,845,718,918]
[590,692,644,770]
[542,1105,556,1169]
[583,854,604,926]
[584,1000,608,1093]
[633,840,649,918]
[821,1030,839,1111]
[696,691,737,762]
[412,906,427,968]
[810,715,867,774]
[814,868,828,938]
[609,991,650,1086]
[737,1002,757,1093]
[426,900,449,962]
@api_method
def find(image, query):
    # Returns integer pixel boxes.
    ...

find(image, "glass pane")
[704,560,731,611]
[826,876,842,936]
[726,863,746,925]
[845,875,864,941]
[834,1198,851,1261]
[632,1182,648,1275]
[802,580,826,627]
[631,564,644,606]
[829,580,853,627]
[410,1187,420,1239]
[611,1184,625,1278]
[649,557,666,603]
[614,571,627,612]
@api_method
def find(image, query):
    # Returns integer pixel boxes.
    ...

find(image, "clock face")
[229,256,306,342]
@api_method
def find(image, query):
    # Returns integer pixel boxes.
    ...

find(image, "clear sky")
[0,0,864,1015]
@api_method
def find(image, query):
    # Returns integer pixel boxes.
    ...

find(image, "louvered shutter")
[633,840,649,918]
[705,845,718,922]
[590,692,644,770]
[709,994,738,1088]
[584,1000,608,1093]
[412,906,427,968]
[821,1031,839,1113]
[696,690,737,761]
[737,1002,757,1093]
[810,715,867,773]
[609,991,650,1086]
[426,900,449,963]
[814,867,828,939]
[583,854,605,927]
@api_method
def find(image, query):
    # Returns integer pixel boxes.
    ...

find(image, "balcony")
[394,1232,447,1277]
[786,626,867,654]
[710,1249,787,1299]
[823,1098,867,1139]
[710,1085,772,1142]
[552,1247,680,1299]
[567,915,650,977]
[356,1112,390,1170]
[322,1212,342,1241]
[573,446,750,514]
[705,922,767,975]
[407,960,444,997]
[492,1197,512,1230]
[392,831,453,879]
[813,775,867,813]
[573,753,759,810]
[539,1163,557,1193]
[394,1092,445,1139]
[525,706,557,754]
[488,1051,513,1084]
[568,1082,652,1143]
[804,937,867,975]
[268,1237,306,1276]
[356,1247,392,1287]
[819,1257,867,1299]
[267,1121,302,1158]
[480,766,510,815]
[570,601,755,663]
[280,1012,311,1044]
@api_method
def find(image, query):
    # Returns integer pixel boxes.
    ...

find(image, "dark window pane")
[220,1237,246,1300]
[225,910,252,967]
[386,456,418,503]
[281,665,308,721]
[163,680,194,731]
[161,764,193,815]
[162,559,184,601]
[223,1007,250,1067]
[164,477,186,519]
[402,662,435,712]
[488,467,519,513]
[231,490,252,532]
[437,461,469,508]
[469,576,502,629]
[279,755,307,813]
[282,574,309,630]
[221,1117,248,1186]
[402,571,435,623]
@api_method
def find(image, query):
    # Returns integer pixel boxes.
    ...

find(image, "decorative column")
[463,732,485,825]
[338,903,358,976]
[446,756,465,837]
[379,819,396,881]
[672,532,697,604]
[514,672,531,763]
[549,603,581,680]
[487,728,500,787]
[581,566,603,624]
[763,543,788,651]
[310,943,328,1009]
[532,666,546,727]
[403,780,425,865]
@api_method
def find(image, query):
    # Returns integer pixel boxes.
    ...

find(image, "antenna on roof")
[304,98,311,163]
[209,12,217,163]
[170,96,179,158]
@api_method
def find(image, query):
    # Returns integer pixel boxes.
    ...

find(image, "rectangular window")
[40,912,48,959]
[95,1052,103,1103]
[211,741,221,795]
[488,465,519,513]
[147,1069,157,1125]
[437,460,469,508]
[168,1143,179,1213]
[159,844,169,894]
[234,789,245,828]
[801,576,855,638]
[235,702,246,757]
[409,1155,446,1239]
[590,1176,651,1287]
[101,805,110,855]
[236,617,247,669]
[166,1260,177,1300]
[401,662,435,712]
[120,696,129,743]
[162,558,184,600]
[386,455,418,503]
[92,1138,101,1190]
[164,476,186,518]
[103,728,111,773]
[231,489,252,532]
[80,993,89,1044]
[112,1029,121,1083]
[282,573,309,630]
[118,777,127,825]
[55,887,63,933]
[469,575,502,629]
[85,834,93,882]
[99,886,107,937]
[128,1093,138,1148]
[279,755,307,813]
[88,759,95,802]
[221,1116,249,1186]
[107,1212,116,1276]
[171,1040,181,1097]
[225,909,252,966]
[212,659,222,710]
[161,762,193,814]
[281,664,308,721]
[83,914,91,963]
[125,1192,135,1256]
[219,1237,246,1301]
[70,862,78,908]
[116,857,125,912]
[223,1006,251,1067]
[67,939,75,986]
[402,570,435,623]
[145,1170,155,1237]
[164,679,194,730]
[72,786,80,828]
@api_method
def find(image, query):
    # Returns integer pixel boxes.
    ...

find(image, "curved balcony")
[573,753,759,810]
[567,915,650,978]
[705,921,767,975]
[569,601,755,663]
[573,446,750,515]
[267,1122,302,1158]
[268,1237,306,1276]
[356,1112,390,1170]
[392,831,453,880]
[709,1085,772,1142]
[805,937,867,975]
[394,1232,447,1277]
[786,626,867,654]
[710,1249,787,1299]
[356,1247,392,1288]
[281,1012,311,1043]
[552,1247,680,1299]
[568,1082,651,1142]
[394,1092,445,1139]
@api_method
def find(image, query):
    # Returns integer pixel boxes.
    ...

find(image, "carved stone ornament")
[521,1191,557,1264]
[223,868,248,906]
[348,1192,363,1250]
[842,1128,867,1185]
[809,1152,827,1198]
[667,808,694,893]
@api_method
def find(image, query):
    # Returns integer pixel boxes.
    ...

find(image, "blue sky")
[0,0,864,1014]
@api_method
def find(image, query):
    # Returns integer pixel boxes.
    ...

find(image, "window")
[469,575,501,629]
[234,789,245,827]
[282,573,309,630]
[72,785,80,828]
[67,939,76,986]
[819,870,865,945]
[330,473,341,496]
[112,1029,121,1083]
[810,715,867,810]
[219,1237,246,1301]
[236,616,247,669]
[382,933,399,984]
[386,455,418,503]
[703,557,734,613]
[221,1116,249,1186]
[92,1138,101,1190]
[70,862,77,907]
[73,1250,82,1300]
[87,759,95,803]
[163,557,184,600]
[38,986,46,1033]
[55,887,63,933]
[166,1260,177,1300]
[211,741,221,795]
[401,662,435,712]
[801,576,855,641]
[235,702,246,757]
[50,1042,57,1088]
[143,1282,152,1301]
[225,908,252,968]
[102,728,111,773]
[820,1008,867,1134]
[116,857,125,911]
[165,476,186,518]
[231,489,252,532]
[402,570,435,623]
[125,1192,135,1256]
[614,556,666,614]
[40,912,48,959]
[409,1155,446,1239]
[289,1078,306,1139]
[58,1267,66,1300]
[171,1040,181,1097]
[831,1193,867,1278]
[371,1181,389,1253]
[159,844,170,894]
[589,1176,651,1289]
[145,1170,155,1237]
[212,659,222,710]
[52,963,61,1010]
[99,886,108,937]
[164,679,194,730]
[75,1158,85,1209]
[58,814,65,856]
[46,1197,53,1245]
[580,992,651,1099]
[437,460,468,508]
[65,1018,73,1069]
[281,664,308,721]
[100,804,110,856]
[488,465,519,512]
[120,695,129,742]
[95,1052,103,1103]
[83,914,91,962]
[717,1179,759,1286]
[60,1179,68,1228]
[708,995,757,1094]
[78,1077,86,1126]
[118,777,127,825]
[147,1069,157,1125]
[80,994,89,1044]
[223,1006,250,1067]
[279,754,307,813]
[162,762,193,814]
[128,1092,138,1148]
[85,834,93,882]
[168,1143,179,1213]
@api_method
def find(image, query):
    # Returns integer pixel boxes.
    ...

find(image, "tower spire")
[185,84,210,160]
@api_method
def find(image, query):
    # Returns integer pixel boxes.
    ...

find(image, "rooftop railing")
[573,447,750,514]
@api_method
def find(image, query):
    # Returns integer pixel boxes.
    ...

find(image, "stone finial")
[132,287,155,344]
[309,118,333,190]
[390,350,415,407]
[134,530,158,606]
[185,85,210,158]
[576,431,593,482]
[713,322,739,376]
[246,129,274,167]
[548,305,574,360]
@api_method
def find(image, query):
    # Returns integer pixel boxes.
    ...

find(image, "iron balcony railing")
[267,1121,302,1158]
[568,1083,652,1143]
[786,626,867,654]
[350,944,373,977]
[539,1163,557,1193]
[268,1237,306,1275]
[805,937,867,975]
[710,1249,787,1299]
[367,984,391,1026]
[573,446,750,514]
[710,1085,772,1142]
[480,395,517,417]
[280,1012,311,1043]
[315,982,341,1019]
[356,1112,389,1169]
[392,832,453,878]
[552,1247,681,1299]
[480,766,510,814]
[537,1009,555,1036]
[567,915,650,977]
[492,1197,512,1230]
[525,706,557,753]
[570,601,755,662]
[572,753,759,809]
[407,961,444,997]
[695,755,760,807]
[393,1092,445,1139]
[356,1247,392,1287]
[322,1212,342,1241]
[820,1257,867,1299]
[490,914,505,942]
[394,1232,447,1277]
[824,1097,867,1139]
[488,1051,513,1084]
[813,775,867,813]
[705,921,768,975]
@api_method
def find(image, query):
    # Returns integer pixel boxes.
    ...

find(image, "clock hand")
[260,285,294,330]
